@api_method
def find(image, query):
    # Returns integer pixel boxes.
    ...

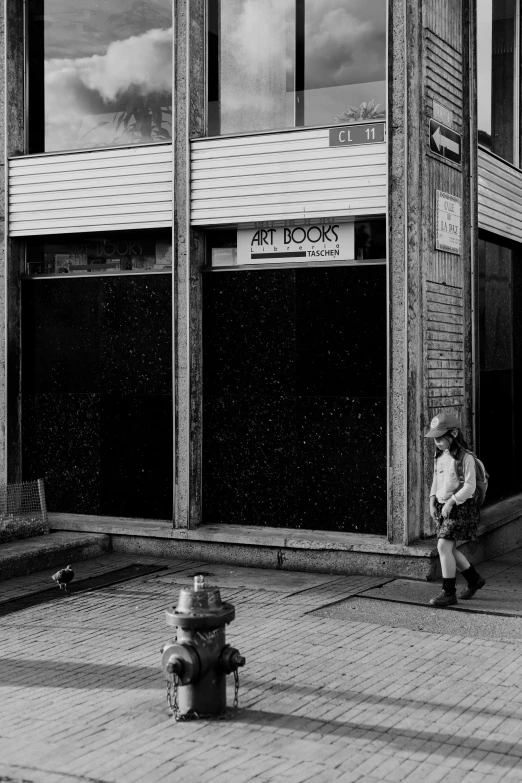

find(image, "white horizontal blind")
[478,148,522,243]
[191,128,387,226]
[8,144,173,236]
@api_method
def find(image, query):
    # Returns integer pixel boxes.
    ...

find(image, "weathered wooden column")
[1,0,25,483]
[388,0,474,544]
[172,0,206,528]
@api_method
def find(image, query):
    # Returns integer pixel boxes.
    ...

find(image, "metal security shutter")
[191,127,387,226]
[8,144,173,236]
[478,148,522,244]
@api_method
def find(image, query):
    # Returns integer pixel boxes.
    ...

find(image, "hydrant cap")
[165,581,235,628]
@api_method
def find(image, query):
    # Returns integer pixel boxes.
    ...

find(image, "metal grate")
[0,478,48,544]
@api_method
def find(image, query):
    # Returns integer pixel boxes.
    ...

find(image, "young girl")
[425,412,486,607]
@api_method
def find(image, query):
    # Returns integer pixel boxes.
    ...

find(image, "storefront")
[202,221,387,533]
[7,0,522,574]
[196,0,388,533]
[11,0,174,519]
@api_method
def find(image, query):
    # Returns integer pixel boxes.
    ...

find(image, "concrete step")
[0,531,111,582]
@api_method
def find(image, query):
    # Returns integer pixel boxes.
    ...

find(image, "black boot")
[459,564,486,600]
[429,577,457,607]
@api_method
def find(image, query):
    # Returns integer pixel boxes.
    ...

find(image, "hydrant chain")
[167,670,241,722]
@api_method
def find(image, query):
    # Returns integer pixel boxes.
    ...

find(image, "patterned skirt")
[435,499,479,542]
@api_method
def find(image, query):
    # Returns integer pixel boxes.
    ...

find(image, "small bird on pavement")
[51,565,74,593]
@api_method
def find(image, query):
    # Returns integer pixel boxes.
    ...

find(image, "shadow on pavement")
[0,657,161,690]
[237,708,521,767]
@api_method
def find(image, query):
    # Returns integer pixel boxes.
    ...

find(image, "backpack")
[455,449,489,509]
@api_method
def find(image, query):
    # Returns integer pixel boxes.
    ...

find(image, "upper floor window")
[207,0,386,137]
[477,0,520,166]
[26,0,172,154]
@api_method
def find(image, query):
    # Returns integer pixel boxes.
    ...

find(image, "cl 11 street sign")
[429,119,462,165]
[329,122,385,147]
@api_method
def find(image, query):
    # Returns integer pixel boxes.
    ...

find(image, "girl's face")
[434,434,452,451]
[434,429,457,450]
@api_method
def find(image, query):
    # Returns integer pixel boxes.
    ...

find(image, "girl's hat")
[424,412,460,438]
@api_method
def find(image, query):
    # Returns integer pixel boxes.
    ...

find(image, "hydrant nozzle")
[166,657,183,676]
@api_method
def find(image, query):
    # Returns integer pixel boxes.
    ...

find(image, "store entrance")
[202,264,387,534]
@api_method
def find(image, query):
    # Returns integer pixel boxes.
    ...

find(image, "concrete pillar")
[2,0,24,483]
[388,0,474,544]
[173,0,206,528]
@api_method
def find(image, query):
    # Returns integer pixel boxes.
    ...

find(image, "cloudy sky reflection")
[217,0,386,134]
[31,0,172,151]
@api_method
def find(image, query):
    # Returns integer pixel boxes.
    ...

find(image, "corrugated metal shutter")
[191,128,387,226]
[8,144,173,236]
[478,148,522,243]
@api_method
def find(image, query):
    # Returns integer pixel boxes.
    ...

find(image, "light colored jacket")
[430,450,476,504]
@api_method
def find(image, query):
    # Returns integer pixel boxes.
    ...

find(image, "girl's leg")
[453,543,471,573]
[455,541,486,598]
[438,538,457,578]
[430,538,459,605]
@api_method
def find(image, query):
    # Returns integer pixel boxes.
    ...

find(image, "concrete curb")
[0,531,111,581]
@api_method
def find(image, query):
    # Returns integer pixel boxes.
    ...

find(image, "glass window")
[26,0,172,154]
[25,230,172,277]
[477,0,518,164]
[478,235,522,502]
[207,0,386,136]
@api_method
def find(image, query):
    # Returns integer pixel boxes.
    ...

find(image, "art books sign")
[436,190,461,255]
[236,223,354,265]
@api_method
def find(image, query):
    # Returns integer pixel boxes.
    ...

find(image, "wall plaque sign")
[432,100,453,127]
[436,190,461,255]
[236,223,354,265]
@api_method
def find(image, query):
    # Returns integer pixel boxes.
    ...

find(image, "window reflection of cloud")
[219,0,385,131]
[221,0,293,132]
[304,0,386,89]
[223,0,385,89]
[44,26,172,150]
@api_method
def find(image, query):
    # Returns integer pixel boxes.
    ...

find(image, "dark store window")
[478,234,522,503]
[207,0,386,136]
[21,271,173,519]
[477,0,519,165]
[25,230,172,277]
[202,264,386,533]
[26,0,172,153]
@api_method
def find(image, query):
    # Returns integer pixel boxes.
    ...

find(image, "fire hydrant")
[161,575,246,719]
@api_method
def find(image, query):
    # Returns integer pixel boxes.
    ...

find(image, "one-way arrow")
[432,126,460,156]
[429,119,462,164]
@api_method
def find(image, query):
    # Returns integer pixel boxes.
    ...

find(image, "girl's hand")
[441,499,455,519]
[429,499,438,522]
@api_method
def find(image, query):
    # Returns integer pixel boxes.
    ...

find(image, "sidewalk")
[1,549,522,783]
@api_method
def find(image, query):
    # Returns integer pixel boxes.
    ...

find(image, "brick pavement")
[1,553,522,782]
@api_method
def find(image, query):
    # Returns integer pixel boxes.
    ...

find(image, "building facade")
[1,0,521,573]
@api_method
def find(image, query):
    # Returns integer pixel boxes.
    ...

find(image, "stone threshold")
[49,513,438,559]
[476,493,522,535]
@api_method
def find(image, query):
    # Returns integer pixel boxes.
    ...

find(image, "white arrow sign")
[432,127,460,156]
